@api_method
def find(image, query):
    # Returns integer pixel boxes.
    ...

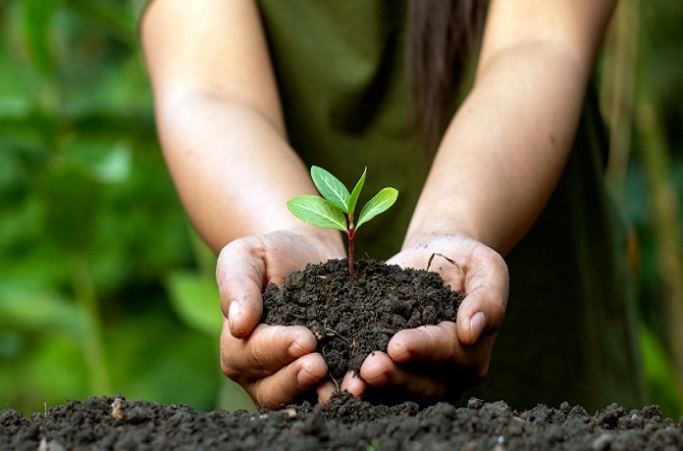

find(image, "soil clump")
[261,258,465,380]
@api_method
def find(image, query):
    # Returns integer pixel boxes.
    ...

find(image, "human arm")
[141,0,345,406]
[344,0,618,402]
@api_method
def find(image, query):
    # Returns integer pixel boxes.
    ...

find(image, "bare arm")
[355,0,617,402]
[406,0,617,255]
[142,0,344,407]
[141,0,341,254]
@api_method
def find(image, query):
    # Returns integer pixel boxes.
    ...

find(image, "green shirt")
[257,0,645,412]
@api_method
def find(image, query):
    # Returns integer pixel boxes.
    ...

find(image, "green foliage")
[356,188,400,230]
[167,271,222,337]
[287,195,347,231]
[367,438,384,451]
[640,325,683,418]
[288,166,398,234]
[0,0,253,415]
[1,0,682,419]
[288,166,398,281]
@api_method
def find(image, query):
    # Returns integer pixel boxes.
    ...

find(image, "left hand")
[329,233,509,404]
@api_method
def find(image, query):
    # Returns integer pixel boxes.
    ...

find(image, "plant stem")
[347,229,356,283]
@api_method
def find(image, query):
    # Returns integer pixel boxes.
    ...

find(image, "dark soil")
[2,393,682,450]
[261,258,465,381]
[4,259,682,449]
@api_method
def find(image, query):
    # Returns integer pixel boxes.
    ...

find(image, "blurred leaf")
[640,325,683,418]
[218,378,256,412]
[15,335,89,413]
[0,285,83,336]
[0,331,22,359]
[21,0,61,74]
[42,164,103,253]
[167,271,221,337]
[94,141,131,183]
[66,0,136,48]
[105,306,221,411]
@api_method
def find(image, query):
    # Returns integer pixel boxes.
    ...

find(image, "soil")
[261,258,465,381]
[4,259,681,449]
[2,393,682,450]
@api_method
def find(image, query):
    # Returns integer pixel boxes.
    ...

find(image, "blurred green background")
[1,0,682,417]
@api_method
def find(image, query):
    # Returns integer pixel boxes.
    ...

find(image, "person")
[140,0,646,411]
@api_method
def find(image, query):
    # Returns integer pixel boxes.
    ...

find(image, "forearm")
[155,91,342,254]
[141,0,342,254]
[406,43,588,255]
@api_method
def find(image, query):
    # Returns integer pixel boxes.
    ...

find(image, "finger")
[249,353,328,408]
[360,351,452,401]
[340,371,367,398]
[316,380,338,405]
[386,323,460,365]
[216,238,268,338]
[220,323,318,380]
[386,323,492,383]
[456,249,508,345]
[456,291,505,345]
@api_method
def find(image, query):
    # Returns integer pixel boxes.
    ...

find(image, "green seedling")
[287,166,398,282]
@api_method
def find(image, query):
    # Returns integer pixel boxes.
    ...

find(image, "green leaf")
[21,0,61,74]
[311,166,350,212]
[356,187,398,230]
[42,165,103,253]
[347,167,366,216]
[0,285,83,336]
[287,195,347,231]
[67,0,136,48]
[166,271,221,337]
[94,141,132,183]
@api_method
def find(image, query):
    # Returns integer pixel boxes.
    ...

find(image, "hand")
[336,233,509,404]
[216,229,344,408]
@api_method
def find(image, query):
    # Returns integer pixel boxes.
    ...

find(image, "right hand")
[216,229,344,408]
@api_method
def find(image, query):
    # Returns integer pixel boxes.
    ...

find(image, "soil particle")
[262,259,464,380]
[2,394,682,450]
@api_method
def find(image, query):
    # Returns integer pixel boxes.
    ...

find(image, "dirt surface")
[2,393,682,450]
[262,258,465,381]
[5,259,680,449]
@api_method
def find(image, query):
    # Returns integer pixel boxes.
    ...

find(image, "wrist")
[402,222,477,252]
[289,225,346,258]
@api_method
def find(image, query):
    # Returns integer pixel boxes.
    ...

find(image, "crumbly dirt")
[5,259,679,449]
[261,258,465,381]
[2,393,682,450]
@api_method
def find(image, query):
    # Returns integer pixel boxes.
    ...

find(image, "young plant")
[287,166,398,282]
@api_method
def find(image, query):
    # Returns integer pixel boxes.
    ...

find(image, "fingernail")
[288,340,309,358]
[297,365,316,386]
[228,301,240,331]
[469,311,486,343]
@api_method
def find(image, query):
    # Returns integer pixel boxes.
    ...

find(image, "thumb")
[456,274,508,346]
[217,239,268,338]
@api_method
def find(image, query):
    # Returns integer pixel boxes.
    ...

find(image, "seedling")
[287,166,398,282]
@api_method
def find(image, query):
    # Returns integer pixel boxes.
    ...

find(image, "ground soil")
[2,393,682,450]
[262,258,465,381]
[4,259,681,449]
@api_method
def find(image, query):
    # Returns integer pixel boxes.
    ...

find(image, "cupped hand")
[337,233,509,404]
[216,229,344,408]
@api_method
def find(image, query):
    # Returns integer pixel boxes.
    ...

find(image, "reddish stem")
[347,228,356,283]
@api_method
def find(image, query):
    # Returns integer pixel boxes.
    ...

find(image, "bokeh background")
[1,0,682,417]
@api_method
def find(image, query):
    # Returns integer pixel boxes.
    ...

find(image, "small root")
[426,252,463,273]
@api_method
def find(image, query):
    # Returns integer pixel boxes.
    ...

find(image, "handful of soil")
[261,258,464,381]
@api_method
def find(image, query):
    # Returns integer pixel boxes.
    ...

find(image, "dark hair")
[407,0,488,154]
